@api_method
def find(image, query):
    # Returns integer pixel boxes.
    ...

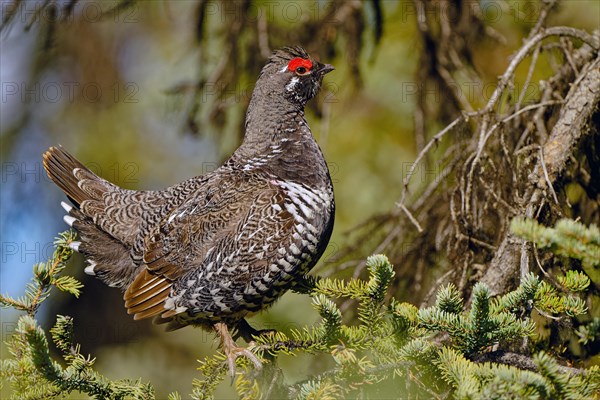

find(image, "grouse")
[43,46,335,375]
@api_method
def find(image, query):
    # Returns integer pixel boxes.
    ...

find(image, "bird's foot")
[214,322,262,377]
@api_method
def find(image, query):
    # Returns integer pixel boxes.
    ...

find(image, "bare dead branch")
[465,27,599,214]
[397,204,423,233]
[481,52,600,295]
[399,116,465,206]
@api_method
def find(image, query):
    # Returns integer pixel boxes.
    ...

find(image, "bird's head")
[256,46,334,107]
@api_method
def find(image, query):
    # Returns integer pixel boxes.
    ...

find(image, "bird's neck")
[233,93,330,187]
[243,89,306,142]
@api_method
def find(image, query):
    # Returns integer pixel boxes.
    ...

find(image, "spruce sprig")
[0,230,82,316]
[511,218,600,268]
[1,231,154,399]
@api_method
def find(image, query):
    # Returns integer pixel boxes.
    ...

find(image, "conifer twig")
[471,351,586,375]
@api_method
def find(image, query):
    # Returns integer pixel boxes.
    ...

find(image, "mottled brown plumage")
[43,46,335,374]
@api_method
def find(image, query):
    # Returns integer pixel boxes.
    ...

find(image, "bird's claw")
[215,321,263,377]
[224,345,263,377]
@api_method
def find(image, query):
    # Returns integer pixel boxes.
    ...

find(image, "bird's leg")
[235,318,277,343]
[214,322,262,377]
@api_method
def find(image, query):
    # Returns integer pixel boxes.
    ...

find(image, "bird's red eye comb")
[287,57,313,72]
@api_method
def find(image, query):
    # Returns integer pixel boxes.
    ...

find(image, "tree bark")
[481,49,600,295]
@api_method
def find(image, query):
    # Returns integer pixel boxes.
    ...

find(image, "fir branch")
[234,365,260,400]
[291,275,321,295]
[0,230,80,316]
[437,347,600,398]
[167,392,182,400]
[420,280,536,355]
[434,284,464,314]
[436,347,479,398]
[1,315,154,400]
[49,315,74,355]
[357,255,395,334]
[490,272,539,314]
[192,354,228,400]
[576,317,600,345]
[390,300,421,345]
[295,378,343,400]
[534,281,588,317]
[97,253,600,397]
[1,231,153,399]
[472,351,587,375]
[557,270,591,292]
[468,283,493,353]
[313,277,368,300]
[511,218,600,268]
[313,295,343,343]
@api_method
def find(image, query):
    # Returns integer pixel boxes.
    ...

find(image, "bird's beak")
[318,64,335,75]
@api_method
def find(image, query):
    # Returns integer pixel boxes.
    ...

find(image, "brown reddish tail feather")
[124,269,173,321]
[43,145,99,206]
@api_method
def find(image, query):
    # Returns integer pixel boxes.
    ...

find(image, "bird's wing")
[123,172,301,320]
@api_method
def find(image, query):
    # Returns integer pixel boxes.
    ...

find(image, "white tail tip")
[63,215,77,227]
[84,261,96,276]
[61,201,73,213]
[69,241,81,252]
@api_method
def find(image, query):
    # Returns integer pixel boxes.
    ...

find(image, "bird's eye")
[287,57,313,76]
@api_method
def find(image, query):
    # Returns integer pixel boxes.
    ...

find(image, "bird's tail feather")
[43,146,111,206]
[43,146,140,290]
